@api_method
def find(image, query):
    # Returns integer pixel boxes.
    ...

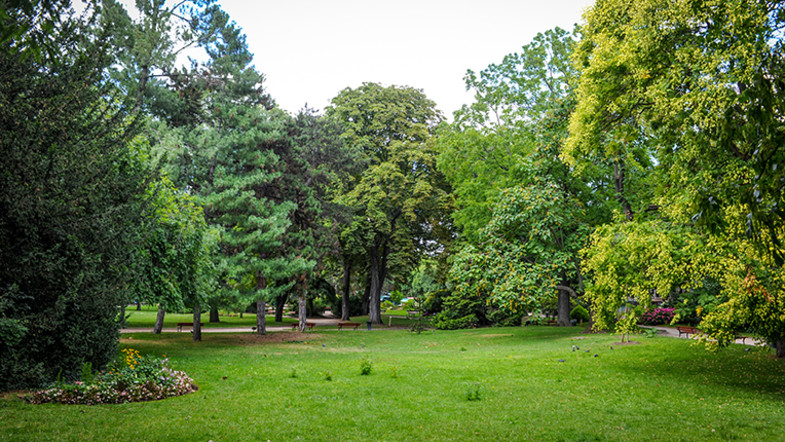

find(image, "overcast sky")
[214,0,595,118]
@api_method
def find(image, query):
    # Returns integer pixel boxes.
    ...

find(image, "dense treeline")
[2,0,784,390]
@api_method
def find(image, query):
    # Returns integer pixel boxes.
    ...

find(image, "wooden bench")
[291,322,315,331]
[546,319,559,326]
[176,322,193,332]
[337,321,361,330]
[735,332,749,344]
[677,326,699,337]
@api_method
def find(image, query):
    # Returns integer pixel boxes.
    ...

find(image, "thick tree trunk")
[256,300,266,335]
[772,338,785,358]
[555,284,576,327]
[192,302,201,342]
[557,288,571,326]
[209,306,220,323]
[153,305,165,334]
[368,247,382,324]
[275,294,286,322]
[341,259,352,320]
[298,295,307,332]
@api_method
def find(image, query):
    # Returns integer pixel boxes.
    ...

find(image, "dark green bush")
[570,305,591,322]
[432,313,478,330]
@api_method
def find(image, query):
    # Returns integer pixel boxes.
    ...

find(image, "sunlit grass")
[2,327,784,440]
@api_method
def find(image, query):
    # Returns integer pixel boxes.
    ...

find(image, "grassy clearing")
[2,327,784,441]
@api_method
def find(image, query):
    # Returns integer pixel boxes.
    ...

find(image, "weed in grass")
[390,365,399,379]
[289,366,298,378]
[324,370,332,381]
[359,357,373,375]
[460,347,467,351]
[465,382,482,401]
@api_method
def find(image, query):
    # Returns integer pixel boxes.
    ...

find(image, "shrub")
[432,313,478,330]
[640,307,675,325]
[359,357,373,375]
[28,349,195,405]
[570,305,591,322]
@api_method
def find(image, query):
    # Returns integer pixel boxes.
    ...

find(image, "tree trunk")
[275,294,286,322]
[193,302,201,342]
[361,273,371,315]
[256,300,266,335]
[120,304,127,329]
[341,259,352,320]
[153,305,165,334]
[772,338,785,358]
[368,247,382,324]
[209,306,220,323]
[136,300,141,311]
[256,273,267,335]
[557,288,571,326]
[298,295,307,332]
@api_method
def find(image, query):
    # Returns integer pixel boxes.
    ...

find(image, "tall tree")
[0,4,149,388]
[569,0,785,355]
[328,83,448,324]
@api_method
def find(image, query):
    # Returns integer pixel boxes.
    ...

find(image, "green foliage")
[432,313,478,330]
[569,305,590,323]
[465,382,483,401]
[0,15,150,389]
[359,357,373,376]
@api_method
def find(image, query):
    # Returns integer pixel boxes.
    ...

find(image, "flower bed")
[28,349,196,405]
[640,307,675,326]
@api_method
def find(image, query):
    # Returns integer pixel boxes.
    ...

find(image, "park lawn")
[2,327,785,441]
[124,305,297,328]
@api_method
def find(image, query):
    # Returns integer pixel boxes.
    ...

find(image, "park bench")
[677,326,699,337]
[176,322,193,332]
[546,319,559,326]
[290,322,315,331]
[735,332,749,344]
[337,321,361,330]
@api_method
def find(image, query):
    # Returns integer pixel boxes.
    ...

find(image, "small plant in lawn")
[28,349,194,405]
[324,370,332,381]
[289,366,298,378]
[465,382,483,401]
[390,365,399,379]
[359,357,373,375]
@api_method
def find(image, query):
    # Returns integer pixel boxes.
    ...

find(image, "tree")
[568,0,785,354]
[0,5,149,388]
[438,27,599,327]
[328,83,448,324]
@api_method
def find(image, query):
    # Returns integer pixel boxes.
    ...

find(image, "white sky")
[217,0,595,118]
[88,0,595,118]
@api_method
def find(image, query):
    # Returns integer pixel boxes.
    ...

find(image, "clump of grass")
[465,382,482,401]
[324,370,332,381]
[359,357,373,375]
[289,366,298,378]
[390,365,399,379]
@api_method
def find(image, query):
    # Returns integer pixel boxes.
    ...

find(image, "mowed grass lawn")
[2,327,785,441]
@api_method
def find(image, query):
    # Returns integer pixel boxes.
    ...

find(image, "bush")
[640,307,675,325]
[570,305,591,322]
[28,348,195,405]
[432,313,478,330]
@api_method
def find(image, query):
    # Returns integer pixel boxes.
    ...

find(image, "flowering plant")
[640,307,675,325]
[28,348,195,405]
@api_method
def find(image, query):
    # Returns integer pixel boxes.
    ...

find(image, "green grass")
[3,327,785,440]
[123,305,296,328]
